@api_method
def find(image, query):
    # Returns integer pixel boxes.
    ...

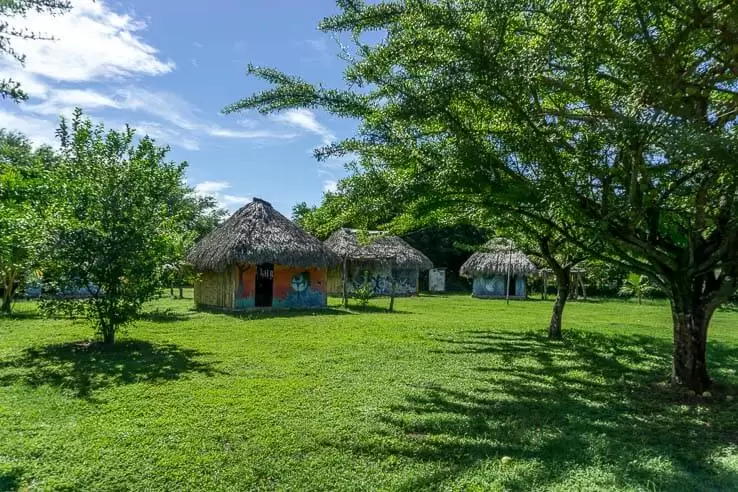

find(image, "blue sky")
[0,0,357,216]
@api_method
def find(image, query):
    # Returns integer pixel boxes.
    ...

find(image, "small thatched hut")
[324,228,433,298]
[187,198,338,310]
[460,238,538,299]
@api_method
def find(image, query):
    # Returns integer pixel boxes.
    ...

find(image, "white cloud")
[193,42,203,49]
[204,126,298,139]
[0,0,302,152]
[194,181,251,211]
[0,0,174,83]
[194,181,231,195]
[132,121,200,151]
[23,88,120,115]
[0,110,58,146]
[298,38,334,65]
[191,58,198,68]
[221,194,251,207]
[113,88,298,141]
[1,67,49,99]
[323,180,338,193]
[273,109,335,145]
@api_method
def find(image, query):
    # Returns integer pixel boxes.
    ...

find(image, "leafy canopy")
[47,109,187,343]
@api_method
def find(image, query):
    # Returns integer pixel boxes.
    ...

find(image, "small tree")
[619,273,657,305]
[48,110,186,344]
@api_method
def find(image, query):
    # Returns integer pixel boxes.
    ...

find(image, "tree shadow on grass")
[136,308,195,323]
[0,340,222,399]
[0,466,23,492]
[331,330,738,490]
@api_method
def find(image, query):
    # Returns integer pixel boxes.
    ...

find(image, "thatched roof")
[460,238,538,277]
[187,198,339,271]
[324,228,433,270]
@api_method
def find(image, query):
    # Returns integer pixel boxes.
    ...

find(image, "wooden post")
[579,273,587,300]
[342,258,348,308]
[389,272,396,312]
[542,271,548,300]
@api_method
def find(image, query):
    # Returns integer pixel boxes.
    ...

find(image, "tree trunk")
[102,327,115,345]
[1,292,11,314]
[548,271,570,340]
[1,272,16,314]
[670,288,714,393]
[169,285,174,297]
[178,286,184,299]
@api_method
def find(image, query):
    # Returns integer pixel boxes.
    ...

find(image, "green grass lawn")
[2,293,738,491]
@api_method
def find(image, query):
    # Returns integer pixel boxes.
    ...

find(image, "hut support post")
[569,272,578,300]
[342,258,348,308]
[542,271,548,300]
[388,273,396,312]
[579,274,587,300]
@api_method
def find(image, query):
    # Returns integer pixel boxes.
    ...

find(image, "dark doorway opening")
[507,275,517,297]
[255,263,274,307]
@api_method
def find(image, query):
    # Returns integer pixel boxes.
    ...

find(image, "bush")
[352,271,375,307]
[38,296,87,319]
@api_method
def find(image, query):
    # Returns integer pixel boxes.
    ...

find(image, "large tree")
[1,0,71,102]
[227,0,738,392]
[48,110,187,344]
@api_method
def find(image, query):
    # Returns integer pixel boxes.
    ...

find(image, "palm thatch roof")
[324,228,433,270]
[187,198,339,271]
[460,238,538,277]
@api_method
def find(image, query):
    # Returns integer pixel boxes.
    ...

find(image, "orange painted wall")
[234,264,327,309]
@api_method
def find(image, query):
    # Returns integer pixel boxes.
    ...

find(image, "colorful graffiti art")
[234,265,327,309]
[350,267,418,296]
[234,265,256,309]
[273,267,327,308]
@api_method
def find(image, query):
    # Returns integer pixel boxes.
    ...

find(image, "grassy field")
[1,293,738,491]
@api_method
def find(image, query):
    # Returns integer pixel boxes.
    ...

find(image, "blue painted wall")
[472,275,528,298]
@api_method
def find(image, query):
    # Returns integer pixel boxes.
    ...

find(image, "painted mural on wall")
[235,265,256,309]
[234,264,327,309]
[272,267,327,308]
[472,275,527,298]
[348,265,418,296]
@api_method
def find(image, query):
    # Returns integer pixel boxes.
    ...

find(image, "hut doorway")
[507,276,517,297]
[255,263,274,307]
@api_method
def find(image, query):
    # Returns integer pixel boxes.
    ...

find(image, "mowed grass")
[2,294,738,491]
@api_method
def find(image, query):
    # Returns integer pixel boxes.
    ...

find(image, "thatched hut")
[324,228,433,300]
[187,198,338,310]
[460,238,538,299]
